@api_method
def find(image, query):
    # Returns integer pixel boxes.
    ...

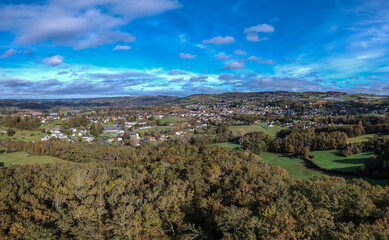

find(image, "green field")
[261,152,387,186]
[158,117,186,123]
[0,151,68,167]
[229,123,285,137]
[136,126,172,133]
[261,152,326,180]
[0,127,46,142]
[349,134,378,143]
[154,126,173,131]
[257,122,285,137]
[311,150,373,173]
[210,142,243,149]
[229,125,264,136]
[341,95,360,101]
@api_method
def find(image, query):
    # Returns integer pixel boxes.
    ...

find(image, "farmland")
[136,126,173,133]
[0,127,45,142]
[261,151,387,185]
[0,150,68,167]
[229,123,285,137]
[158,116,187,123]
[349,134,378,143]
[311,150,373,174]
[260,152,326,180]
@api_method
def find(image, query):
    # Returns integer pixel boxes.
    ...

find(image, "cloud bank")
[0,0,181,49]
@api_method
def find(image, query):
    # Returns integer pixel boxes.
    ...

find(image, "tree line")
[0,116,41,130]
[240,129,349,157]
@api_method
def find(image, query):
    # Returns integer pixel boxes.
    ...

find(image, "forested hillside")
[1,141,389,239]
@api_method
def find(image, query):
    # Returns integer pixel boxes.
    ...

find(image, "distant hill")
[169,91,354,106]
[0,91,387,110]
[0,95,178,110]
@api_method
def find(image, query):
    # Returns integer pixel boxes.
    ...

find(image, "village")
[1,92,388,147]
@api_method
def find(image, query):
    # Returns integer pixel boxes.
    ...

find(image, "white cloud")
[113,45,131,50]
[42,55,64,66]
[179,34,187,43]
[179,53,196,59]
[246,33,269,42]
[244,24,274,42]
[234,50,247,55]
[23,49,34,54]
[247,77,323,92]
[195,44,206,49]
[202,36,235,45]
[0,0,180,49]
[258,37,269,42]
[0,48,17,58]
[247,56,275,65]
[355,52,384,60]
[244,24,275,33]
[246,33,259,42]
[223,61,244,70]
[215,52,232,61]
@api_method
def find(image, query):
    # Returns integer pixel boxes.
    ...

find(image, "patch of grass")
[341,95,360,101]
[102,121,117,126]
[136,126,172,133]
[0,127,45,142]
[52,119,63,126]
[229,124,285,138]
[0,151,68,167]
[261,152,388,186]
[210,142,243,149]
[229,123,285,137]
[256,123,285,137]
[311,150,373,174]
[349,134,378,143]
[229,125,265,137]
[159,117,186,123]
[81,111,95,115]
[261,152,326,180]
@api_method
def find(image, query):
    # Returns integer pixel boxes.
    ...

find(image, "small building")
[41,135,52,141]
[103,126,124,134]
[82,135,94,143]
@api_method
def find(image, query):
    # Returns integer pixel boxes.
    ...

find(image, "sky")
[0,0,388,99]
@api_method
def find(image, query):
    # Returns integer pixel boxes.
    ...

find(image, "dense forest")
[1,92,389,239]
[1,140,389,239]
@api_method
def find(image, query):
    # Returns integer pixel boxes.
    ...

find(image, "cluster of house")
[41,128,96,143]
[183,104,324,119]
[41,130,68,142]
[102,125,126,144]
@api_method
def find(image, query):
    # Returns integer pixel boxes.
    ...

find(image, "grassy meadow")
[0,150,68,167]
[349,134,378,143]
[0,127,45,142]
[158,116,187,123]
[136,126,173,133]
[229,122,285,137]
[311,150,373,174]
[210,142,243,149]
[260,152,326,180]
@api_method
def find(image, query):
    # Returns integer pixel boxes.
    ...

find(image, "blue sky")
[0,0,388,98]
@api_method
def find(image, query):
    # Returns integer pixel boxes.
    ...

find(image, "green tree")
[7,128,15,137]
[90,123,103,137]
